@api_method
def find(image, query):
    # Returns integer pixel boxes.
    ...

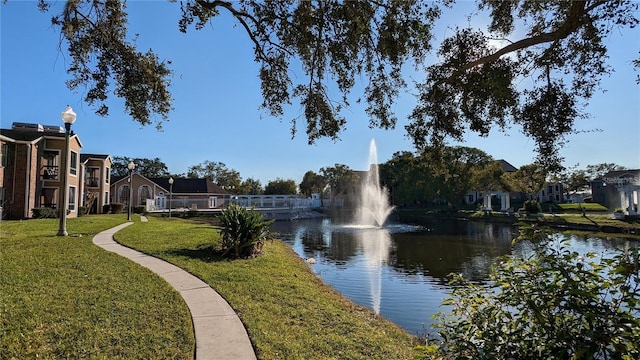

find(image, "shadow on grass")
[164,243,229,263]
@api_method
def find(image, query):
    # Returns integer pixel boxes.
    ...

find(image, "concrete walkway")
[92,220,257,360]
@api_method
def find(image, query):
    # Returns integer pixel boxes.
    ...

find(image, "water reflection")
[391,221,517,284]
[271,218,520,333]
[271,217,638,335]
[355,227,391,314]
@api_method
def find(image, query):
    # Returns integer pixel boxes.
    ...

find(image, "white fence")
[231,195,321,209]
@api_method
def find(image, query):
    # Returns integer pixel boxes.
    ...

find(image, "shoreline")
[396,209,640,239]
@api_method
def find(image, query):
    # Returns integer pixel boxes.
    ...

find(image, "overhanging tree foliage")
[32,0,639,170]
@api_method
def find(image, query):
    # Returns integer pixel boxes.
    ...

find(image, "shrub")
[422,226,640,360]
[32,207,58,219]
[110,203,125,214]
[78,206,88,217]
[133,205,146,214]
[103,204,111,214]
[523,199,541,214]
[219,204,275,259]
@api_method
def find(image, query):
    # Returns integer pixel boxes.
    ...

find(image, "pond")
[270,215,639,336]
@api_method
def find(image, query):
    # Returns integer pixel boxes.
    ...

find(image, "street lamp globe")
[61,106,77,126]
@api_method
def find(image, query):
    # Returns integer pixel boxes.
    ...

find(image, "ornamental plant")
[218,204,275,259]
[418,225,640,360]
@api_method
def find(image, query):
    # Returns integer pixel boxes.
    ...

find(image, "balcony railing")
[41,166,59,180]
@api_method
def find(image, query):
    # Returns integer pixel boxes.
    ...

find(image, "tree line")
[112,152,626,206]
[110,156,296,195]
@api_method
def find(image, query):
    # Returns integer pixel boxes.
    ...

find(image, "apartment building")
[0,122,111,219]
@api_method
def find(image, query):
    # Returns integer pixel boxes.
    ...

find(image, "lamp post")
[168,176,174,218]
[127,161,135,221]
[57,106,77,236]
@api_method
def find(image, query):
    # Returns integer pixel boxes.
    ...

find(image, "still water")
[271,216,638,336]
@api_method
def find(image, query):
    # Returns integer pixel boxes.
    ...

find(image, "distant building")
[537,182,564,204]
[110,174,229,211]
[591,169,639,214]
[465,160,520,210]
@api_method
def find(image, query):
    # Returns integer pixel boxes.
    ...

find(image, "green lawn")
[556,203,609,212]
[2,215,418,359]
[115,216,419,359]
[0,215,194,359]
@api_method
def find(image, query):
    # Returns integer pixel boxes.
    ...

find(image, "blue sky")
[2,1,639,185]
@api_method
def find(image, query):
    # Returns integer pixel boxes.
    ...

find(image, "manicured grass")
[115,216,419,359]
[0,215,194,359]
[556,203,608,212]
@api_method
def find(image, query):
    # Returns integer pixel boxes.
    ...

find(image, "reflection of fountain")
[357,228,391,314]
[355,139,394,227]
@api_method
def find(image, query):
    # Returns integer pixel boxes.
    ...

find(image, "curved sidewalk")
[92,222,257,360]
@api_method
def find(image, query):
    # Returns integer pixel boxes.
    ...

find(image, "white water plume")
[355,139,394,227]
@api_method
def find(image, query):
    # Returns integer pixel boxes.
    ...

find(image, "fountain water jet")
[354,139,394,227]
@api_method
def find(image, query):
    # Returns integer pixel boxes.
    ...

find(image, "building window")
[1,142,9,167]
[139,185,152,205]
[40,187,57,208]
[42,150,59,180]
[105,168,110,184]
[86,167,100,187]
[68,186,76,210]
[209,196,217,208]
[70,151,78,176]
[104,192,109,205]
[118,185,130,204]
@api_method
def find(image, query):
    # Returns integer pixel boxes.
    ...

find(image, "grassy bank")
[115,216,419,359]
[0,215,194,359]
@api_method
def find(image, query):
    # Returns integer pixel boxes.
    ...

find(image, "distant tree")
[299,171,326,198]
[187,161,241,190]
[264,178,297,195]
[424,146,493,207]
[111,156,169,178]
[34,1,638,170]
[470,160,508,193]
[238,177,263,195]
[585,163,627,181]
[551,165,590,200]
[379,151,437,207]
[503,163,548,200]
[320,164,359,204]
